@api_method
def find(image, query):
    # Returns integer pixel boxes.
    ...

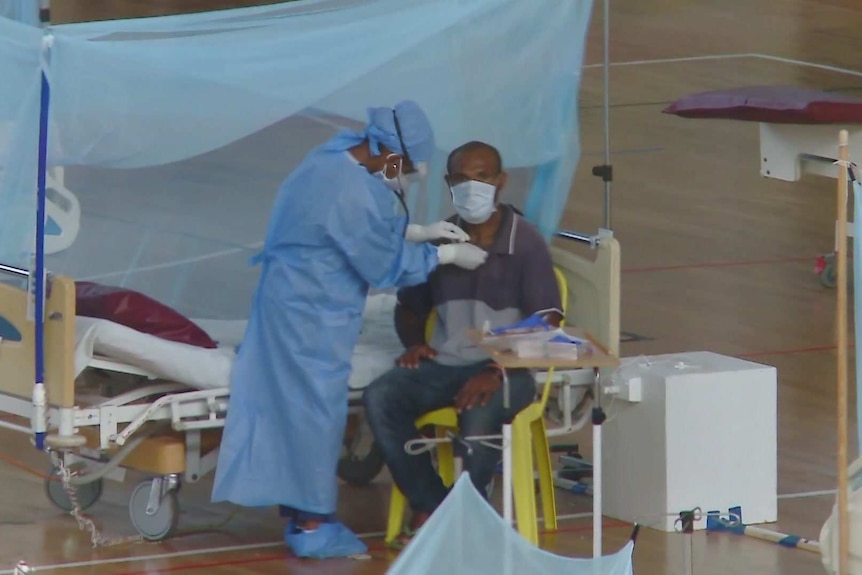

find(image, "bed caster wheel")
[128,478,179,541]
[820,263,837,288]
[337,440,385,486]
[816,254,837,288]
[45,465,103,512]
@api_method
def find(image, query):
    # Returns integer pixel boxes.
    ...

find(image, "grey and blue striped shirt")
[397,204,562,366]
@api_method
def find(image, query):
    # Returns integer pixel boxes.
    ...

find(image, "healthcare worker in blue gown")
[211,101,488,559]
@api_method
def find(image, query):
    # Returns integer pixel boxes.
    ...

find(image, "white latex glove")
[437,243,488,270]
[405,221,470,243]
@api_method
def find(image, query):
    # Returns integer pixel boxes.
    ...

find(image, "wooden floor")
[3,0,862,573]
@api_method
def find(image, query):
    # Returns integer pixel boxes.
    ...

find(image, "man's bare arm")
[395,303,430,348]
[543,310,563,327]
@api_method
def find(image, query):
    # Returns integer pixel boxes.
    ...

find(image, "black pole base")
[591,407,607,426]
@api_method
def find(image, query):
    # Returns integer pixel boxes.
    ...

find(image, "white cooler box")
[601,351,777,532]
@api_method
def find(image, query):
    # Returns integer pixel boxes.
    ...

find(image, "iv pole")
[561,0,613,244]
[593,0,612,231]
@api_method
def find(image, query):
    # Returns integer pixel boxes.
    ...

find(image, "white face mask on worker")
[378,154,410,192]
[450,180,497,224]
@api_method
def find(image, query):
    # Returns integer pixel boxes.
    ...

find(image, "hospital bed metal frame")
[0,227,620,544]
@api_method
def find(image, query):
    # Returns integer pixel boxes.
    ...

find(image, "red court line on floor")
[113,521,633,574]
[623,256,814,274]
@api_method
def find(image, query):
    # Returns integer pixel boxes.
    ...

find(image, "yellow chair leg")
[385,423,457,544]
[386,486,408,544]
[437,440,456,487]
[532,418,557,532]
[511,420,539,546]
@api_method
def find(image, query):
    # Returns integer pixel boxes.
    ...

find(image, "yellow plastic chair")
[384,268,569,546]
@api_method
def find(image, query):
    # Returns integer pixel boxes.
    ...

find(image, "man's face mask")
[450,179,497,224]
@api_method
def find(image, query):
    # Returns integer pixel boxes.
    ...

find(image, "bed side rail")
[71,387,229,449]
[0,263,29,279]
[555,228,613,248]
[110,388,229,447]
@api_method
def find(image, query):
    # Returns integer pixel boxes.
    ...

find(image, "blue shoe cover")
[284,521,368,559]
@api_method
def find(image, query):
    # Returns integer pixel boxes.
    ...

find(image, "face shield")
[405,160,427,186]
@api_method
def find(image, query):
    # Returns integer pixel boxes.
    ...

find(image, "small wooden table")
[467,326,620,371]
[467,326,620,558]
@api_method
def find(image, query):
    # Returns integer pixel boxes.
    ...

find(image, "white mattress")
[74,294,404,391]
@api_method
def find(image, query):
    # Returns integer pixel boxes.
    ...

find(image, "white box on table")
[600,351,777,532]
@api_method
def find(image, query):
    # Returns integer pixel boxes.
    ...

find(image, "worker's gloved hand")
[437,243,488,270]
[406,221,470,243]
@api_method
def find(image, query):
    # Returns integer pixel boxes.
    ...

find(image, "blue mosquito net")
[387,473,635,575]
[0,0,39,27]
[0,0,593,320]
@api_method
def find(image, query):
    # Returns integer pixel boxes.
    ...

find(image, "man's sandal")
[387,527,417,551]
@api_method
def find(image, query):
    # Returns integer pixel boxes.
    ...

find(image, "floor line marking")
[583,146,665,156]
[83,250,817,284]
[751,53,862,79]
[0,494,834,574]
[78,241,264,282]
[582,53,756,69]
[0,541,290,575]
[0,512,603,574]
[579,52,862,80]
[737,344,838,358]
[623,256,813,274]
[778,489,837,500]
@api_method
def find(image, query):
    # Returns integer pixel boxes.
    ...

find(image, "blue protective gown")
[211,144,439,514]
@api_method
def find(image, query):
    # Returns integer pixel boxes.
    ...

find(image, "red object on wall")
[75,281,217,349]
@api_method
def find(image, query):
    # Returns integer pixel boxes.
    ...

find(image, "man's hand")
[454,370,502,412]
[397,344,437,369]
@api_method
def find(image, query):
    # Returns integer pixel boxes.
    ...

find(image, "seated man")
[363,140,563,548]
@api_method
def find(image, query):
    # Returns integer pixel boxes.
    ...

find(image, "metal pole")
[556,230,594,244]
[601,0,612,230]
[502,423,513,526]
[32,46,52,451]
[592,367,606,558]
[836,130,851,575]
[502,369,513,527]
[0,263,30,279]
[680,511,695,575]
[588,0,614,232]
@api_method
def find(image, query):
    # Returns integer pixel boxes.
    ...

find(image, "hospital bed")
[0,166,80,256]
[0,231,620,541]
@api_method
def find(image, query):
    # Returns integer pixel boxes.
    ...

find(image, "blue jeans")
[363,359,536,514]
[278,507,332,523]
